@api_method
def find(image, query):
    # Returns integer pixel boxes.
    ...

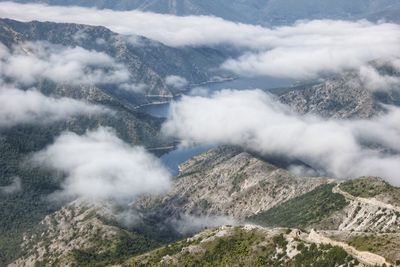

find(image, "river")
[141,76,292,175]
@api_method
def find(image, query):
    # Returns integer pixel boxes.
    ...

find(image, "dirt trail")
[333,184,400,213]
[301,230,391,266]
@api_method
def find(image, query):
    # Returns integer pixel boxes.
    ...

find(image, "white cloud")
[170,214,236,235]
[0,86,106,127]
[119,83,148,93]
[358,65,400,91]
[0,176,21,194]
[32,127,171,203]
[0,41,130,86]
[1,3,400,83]
[163,90,400,185]
[221,19,400,79]
[165,75,188,89]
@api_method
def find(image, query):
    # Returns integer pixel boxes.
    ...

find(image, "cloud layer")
[163,90,400,184]
[0,86,106,127]
[1,2,400,82]
[32,127,171,203]
[0,41,130,86]
[165,75,188,89]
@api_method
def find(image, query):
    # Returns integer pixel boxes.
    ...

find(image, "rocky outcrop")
[278,76,383,119]
[10,202,122,267]
[135,146,329,219]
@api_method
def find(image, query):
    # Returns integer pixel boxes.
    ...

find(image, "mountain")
[126,225,394,267]
[275,69,400,119]
[2,0,400,25]
[0,18,231,104]
[8,202,160,267]
[0,18,233,265]
[10,147,400,266]
[135,146,329,220]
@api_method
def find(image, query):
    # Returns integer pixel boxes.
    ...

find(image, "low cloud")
[0,41,130,86]
[170,214,237,235]
[2,3,400,84]
[163,90,400,185]
[165,75,188,89]
[358,65,400,91]
[119,83,148,93]
[32,127,171,203]
[0,86,106,127]
[0,176,22,194]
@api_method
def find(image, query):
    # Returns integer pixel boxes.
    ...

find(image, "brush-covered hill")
[0,17,228,265]
[9,146,400,266]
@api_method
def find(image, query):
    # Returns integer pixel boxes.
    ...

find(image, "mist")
[31,127,172,203]
[163,89,400,185]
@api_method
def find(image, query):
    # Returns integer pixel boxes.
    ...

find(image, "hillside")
[8,146,400,266]
[1,0,400,25]
[0,18,215,265]
[134,146,329,220]
[0,18,230,104]
[0,3,399,266]
[125,225,392,267]
[276,71,400,119]
[9,202,161,267]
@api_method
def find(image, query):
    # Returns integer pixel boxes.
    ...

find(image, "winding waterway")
[141,76,292,175]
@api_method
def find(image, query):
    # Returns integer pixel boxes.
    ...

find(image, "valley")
[0,2,400,267]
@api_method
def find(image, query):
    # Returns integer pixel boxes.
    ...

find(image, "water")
[196,76,291,91]
[140,103,171,118]
[141,76,292,175]
[139,76,292,119]
[160,144,215,176]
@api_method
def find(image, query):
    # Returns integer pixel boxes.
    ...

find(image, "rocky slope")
[126,225,373,267]
[276,67,400,119]
[135,146,329,220]
[9,202,159,267]
[1,18,219,265]
[9,148,400,266]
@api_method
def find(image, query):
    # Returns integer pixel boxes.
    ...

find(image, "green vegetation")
[347,234,400,264]
[70,231,159,267]
[340,177,393,198]
[349,234,385,253]
[127,227,274,267]
[0,109,164,265]
[126,227,356,267]
[248,184,348,228]
[0,125,62,265]
[291,243,356,267]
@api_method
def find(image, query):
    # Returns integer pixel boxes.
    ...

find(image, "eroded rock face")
[10,202,121,267]
[279,76,383,119]
[135,146,328,219]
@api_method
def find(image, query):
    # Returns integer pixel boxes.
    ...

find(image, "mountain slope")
[1,0,400,25]
[9,202,160,267]
[276,70,400,119]
[0,18,230,104]
[0,18,222,265]
[9,147,400,266]
[126,226,368,267]
[135,146,329,220]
